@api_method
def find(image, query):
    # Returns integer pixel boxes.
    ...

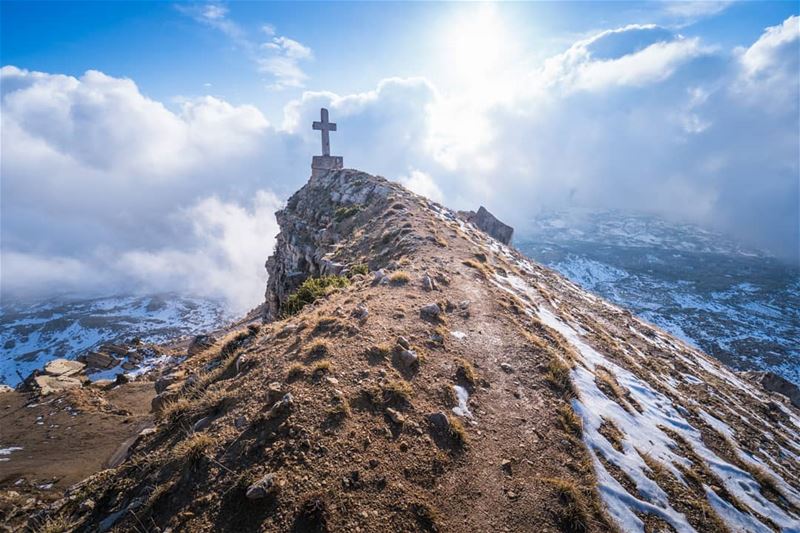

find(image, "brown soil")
[0,383,154,529]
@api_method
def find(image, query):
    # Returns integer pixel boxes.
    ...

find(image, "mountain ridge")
[4,168,799,532]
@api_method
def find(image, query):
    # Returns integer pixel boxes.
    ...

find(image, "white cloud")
[539,25,709,92]
[177,3,313,90]
[0,66,298,312]
[741,16,799,76]
[2,16,798,314]
[398,170,444,203]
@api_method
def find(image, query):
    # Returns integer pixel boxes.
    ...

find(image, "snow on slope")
[428,201,800,532]
[0,294,229,386]
[517,210,800,385]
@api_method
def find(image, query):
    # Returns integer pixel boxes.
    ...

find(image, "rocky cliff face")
[20,168,800,533]
[264,169,394,319]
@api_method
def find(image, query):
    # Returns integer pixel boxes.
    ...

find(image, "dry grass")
[174,433,215,463]
[545,478,591,533]
[454,357,477,386]
[328,394,352,422]
[307,339,331,358]
[410,501,442,531]
[389,271,411,285]
[383,379,413,405]
[287,362,306,380]
[449,417,468,449]
[598,418,625,452]
[595,366,638,413]
[462,259,492,279]
[559,404,583,438]
[32,514,76,533]
[350,263,369,276]
[367,343,392,361]
[546,357,576,399]
[310,360,333,376]
[440,383,457,407]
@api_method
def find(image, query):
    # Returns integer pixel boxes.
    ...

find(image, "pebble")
[500,363,514,373]
[246,473,280,499]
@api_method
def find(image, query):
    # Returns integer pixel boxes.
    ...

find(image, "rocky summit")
[3,168,800,532]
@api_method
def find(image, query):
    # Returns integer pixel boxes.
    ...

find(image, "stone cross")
[312,108,337,156]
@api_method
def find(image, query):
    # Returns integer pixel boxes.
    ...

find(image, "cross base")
[311,155,343,178]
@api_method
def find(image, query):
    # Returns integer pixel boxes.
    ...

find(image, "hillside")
[517,210,800,385]
[5,169,800,532]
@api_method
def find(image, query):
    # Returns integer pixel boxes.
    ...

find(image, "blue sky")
[1,2,798,310]
[3,1,796,120]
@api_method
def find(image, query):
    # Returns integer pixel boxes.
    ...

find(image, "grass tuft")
[546,357,576,399]
[454,358,477,386]
[174,433,215,463]
[449,417,468,449]
[545,478,590,533]
[281,275,350,316]
[389,271,411,285]
[558,404,583,437]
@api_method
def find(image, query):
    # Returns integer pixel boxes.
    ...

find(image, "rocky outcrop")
[458,206,514,244]
[264,169,393,319]
[743,371,800,408]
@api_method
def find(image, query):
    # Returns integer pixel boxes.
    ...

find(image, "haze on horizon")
[1,1,798,313]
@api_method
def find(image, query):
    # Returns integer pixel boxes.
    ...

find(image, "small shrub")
[334,205,361,221]
[350,263,369,276]
[281,275,350,316]
[389,271,411,285]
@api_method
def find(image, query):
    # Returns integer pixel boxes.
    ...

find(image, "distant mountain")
[0,294,229,386]
[517,209,800,384]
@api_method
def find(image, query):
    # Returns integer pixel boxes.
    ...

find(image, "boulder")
[398,349,418,369]
[99,344,130,357]
[44,358,85,377]
[743,371,800,408]
[420,303,442,320]
[34,375,82,396]
[427,411,451,435]
[459,206,514,244]
[188,334,217,356]
[83,351,119,370]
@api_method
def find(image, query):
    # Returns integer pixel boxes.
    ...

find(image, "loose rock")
[246,473,280,499]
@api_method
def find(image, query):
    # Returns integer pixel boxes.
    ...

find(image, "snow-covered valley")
[0,294,229,386]
[517,210,800,385]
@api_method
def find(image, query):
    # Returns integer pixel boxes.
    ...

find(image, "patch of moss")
[281,275,350,316]
[334,205,361,221]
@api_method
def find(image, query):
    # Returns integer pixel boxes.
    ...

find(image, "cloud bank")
[2,16,798,312]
